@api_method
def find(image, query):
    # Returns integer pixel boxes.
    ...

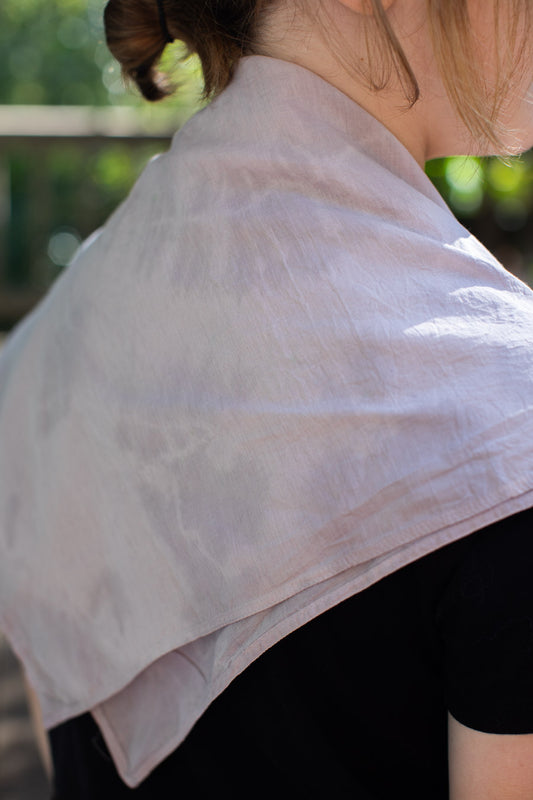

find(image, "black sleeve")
[435,506,533,734]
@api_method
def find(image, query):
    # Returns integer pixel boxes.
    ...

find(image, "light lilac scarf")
[2,55,533,786]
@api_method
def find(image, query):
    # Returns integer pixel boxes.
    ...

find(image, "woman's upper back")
[2,54,533,788]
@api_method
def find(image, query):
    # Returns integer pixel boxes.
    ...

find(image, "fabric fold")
[1,55,533,786]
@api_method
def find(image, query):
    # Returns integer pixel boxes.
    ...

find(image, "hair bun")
[104,0,269,102]
[104,0,174,101]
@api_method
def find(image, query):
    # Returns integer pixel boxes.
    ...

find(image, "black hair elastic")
[156,0,174,44]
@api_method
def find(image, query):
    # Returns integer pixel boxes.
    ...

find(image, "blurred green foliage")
[427,155,533,284]
[0,0,203,107]
[0,0,204,321]
[4,142,165,295]
[0,0,532,323]
[1,0,107,105]
[427,155,533,227]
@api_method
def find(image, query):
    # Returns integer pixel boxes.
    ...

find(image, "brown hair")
[104,0,530,149]
[428,0,530,151]
[103,0,272,102]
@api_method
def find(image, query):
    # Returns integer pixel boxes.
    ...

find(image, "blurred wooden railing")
[0,105,191,330]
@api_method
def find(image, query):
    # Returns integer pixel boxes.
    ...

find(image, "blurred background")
[0,0,204,331]
[1,1,533,798]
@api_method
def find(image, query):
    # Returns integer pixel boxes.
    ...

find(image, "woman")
[1,0,533,797]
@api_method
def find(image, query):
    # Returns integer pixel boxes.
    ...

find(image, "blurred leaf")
[0,0,203,109]
[487,159,527,196]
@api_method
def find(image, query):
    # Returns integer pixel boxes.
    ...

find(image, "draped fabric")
[1,55,533,787]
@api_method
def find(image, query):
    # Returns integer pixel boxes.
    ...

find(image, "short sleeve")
[436,507,533,734]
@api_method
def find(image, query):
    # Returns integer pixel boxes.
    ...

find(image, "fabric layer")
[48,508,533,799]
[1,55,533,786]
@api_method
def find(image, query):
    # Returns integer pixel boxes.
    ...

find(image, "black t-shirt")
[49,507,533,799]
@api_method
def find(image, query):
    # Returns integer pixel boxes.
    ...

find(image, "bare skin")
[256,0,533,164]
[23,673,53,782]
[449,713,533,800]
